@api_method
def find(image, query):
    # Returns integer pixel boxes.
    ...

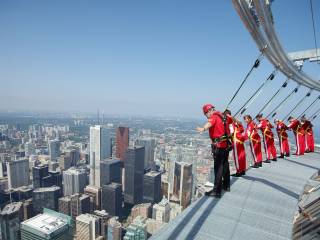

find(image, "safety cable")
[225,51,264,110]
[234,69,277,117]
[283,90,312,121]
[266,85,300,118]
[257,77,289,116]
[309,107,320,120]
[297,95,320,119]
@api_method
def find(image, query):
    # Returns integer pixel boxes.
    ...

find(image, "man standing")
[301,116,315,153]
[196,104,233,198]
[288,116,305,155]
[256,114,277,162]
[243,115,263,168]
[274,119,290,158]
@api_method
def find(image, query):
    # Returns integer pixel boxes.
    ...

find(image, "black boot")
[278,155,284,158]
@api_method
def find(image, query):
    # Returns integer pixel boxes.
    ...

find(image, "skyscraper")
[90,125,111,187]
[172,162,193,209]
[143,171,161,204]
[59,194,90,219]
[0,202,23,240]
[123,216,147,240]
[48,139,60,161]
[84,185,102,211]
[152,197,170,223]
[101,183,122,217]
[100,158,121,186]
[108,217,122,240]
[7,159,30,189]
[124,146,145,205]
[115,127,129,162]
[33,186,61,215]
[63,168,87,196]
[76,214,100,240]
[135,138,156,170]
[33,164,49,188]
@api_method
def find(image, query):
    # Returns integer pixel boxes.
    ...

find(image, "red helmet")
[202,104,214,114]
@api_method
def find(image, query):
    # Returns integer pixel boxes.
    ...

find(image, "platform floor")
[151,152,320,240]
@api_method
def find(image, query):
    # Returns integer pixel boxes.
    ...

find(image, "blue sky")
[0,0,319,118]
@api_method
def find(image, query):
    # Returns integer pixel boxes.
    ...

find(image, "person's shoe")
[209,191,221,198]
[232,172,241,177]
[205,189,214,196]
[278,155,284,158]
[272,158,277,161]
[223,186,230,192]
[285,153,290,157]
[241,171,246,176]
[258,162,262,167]
[264,160,271,163]
[252,163,259,168]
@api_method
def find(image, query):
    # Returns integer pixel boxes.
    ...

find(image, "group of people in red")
[197,103,315,198]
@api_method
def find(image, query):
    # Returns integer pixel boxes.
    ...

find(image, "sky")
[0,0,320,118]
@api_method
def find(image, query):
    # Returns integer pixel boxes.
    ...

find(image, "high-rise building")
[63,168,87,196]
[124,146,145,205]
[84,185,102,211]
[33,186,61,215]
[124,216,147,240]
[58,194,90,219]
[68,148,80,167]
[152,197,170,223]
[115,127,129,162]
[33,164,49,188]
[25,142,35,157]
[143,171,161,204]
[108,217,122,240]
[135,138,156,170]
[20,209,72,240]
[75,214,100,240]
[92,210,110,239]
[0,202,23,240]
[23,199,33,221]
[48,139,60,161]
[7,159,30,189]
[172,162,193,209]
[90,125,111,187]
[130,203,152,221]
[59,154,72,171]
[101,183,122,217]
[100,158,121,186]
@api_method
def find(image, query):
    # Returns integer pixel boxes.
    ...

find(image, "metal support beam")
[288,49,320,62]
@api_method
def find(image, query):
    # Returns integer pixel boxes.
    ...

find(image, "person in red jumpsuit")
[287,116,305,155]
[301,116,315,153]
[243,115,262,168]
[274,119,290,158]
[232,121,247,176]
[196,104,233,198]
[256,114,277,162]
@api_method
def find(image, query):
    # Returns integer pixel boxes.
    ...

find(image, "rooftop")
[1,202,22,215]
[21,213,68,235]
[151,151,320,240]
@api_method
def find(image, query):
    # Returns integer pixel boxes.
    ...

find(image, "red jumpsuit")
[257,118,277,160]
[301,120,315,152]
[245,120,263,165]
[232,123,247,174]
[276,121,290,157]
[288,119,305,155]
